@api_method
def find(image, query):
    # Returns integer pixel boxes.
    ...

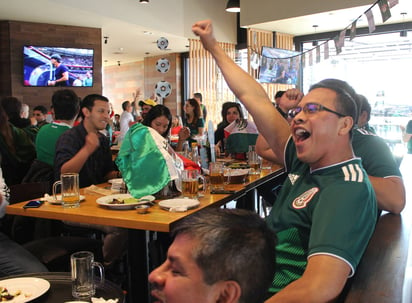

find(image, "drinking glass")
[209,162,225,191]
[52,173,80,208]
[247,146,261,175]
[181,169,206,198]
[71,251,104,299]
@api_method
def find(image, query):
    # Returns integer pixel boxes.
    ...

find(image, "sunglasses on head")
[288,102,346,118]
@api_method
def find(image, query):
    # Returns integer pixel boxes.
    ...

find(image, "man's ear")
[216,280,241,303]
[81,107,89,118]
[338,116,354,136]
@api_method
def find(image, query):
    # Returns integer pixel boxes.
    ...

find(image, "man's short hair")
[172,208,276,303]
[310,79,358,134]
[122,100,130,111]
[50,54,62,63]
[51,89,80,120]
[194,92,203,102]
[357,94,372,121]
[33,105,48,115]
[80,94,109,118]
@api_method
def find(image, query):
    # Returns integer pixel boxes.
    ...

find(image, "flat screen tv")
[258,46,300,85]
[23,46,94,87]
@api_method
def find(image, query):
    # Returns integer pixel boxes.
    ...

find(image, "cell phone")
[23,200,44,209]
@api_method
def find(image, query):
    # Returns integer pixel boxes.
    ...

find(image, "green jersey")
[267,139,377,293]
[35,122,71,166]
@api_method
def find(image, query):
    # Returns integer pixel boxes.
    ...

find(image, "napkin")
[84,185,113,196]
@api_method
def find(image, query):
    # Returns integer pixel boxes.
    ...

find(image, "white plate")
[96,194,155,210]
[40,194,85,205]
[0,277,50,302]
[158,198,200,212]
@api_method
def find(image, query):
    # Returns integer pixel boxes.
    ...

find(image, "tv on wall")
[258,46,300,85]
[23,46,94,87]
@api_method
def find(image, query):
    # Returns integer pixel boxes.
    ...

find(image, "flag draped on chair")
[116,123,182,198]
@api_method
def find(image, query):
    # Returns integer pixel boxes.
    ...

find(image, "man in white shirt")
[119,100,135,142]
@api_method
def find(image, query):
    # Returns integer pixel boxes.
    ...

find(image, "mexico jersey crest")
[292,187,319,209]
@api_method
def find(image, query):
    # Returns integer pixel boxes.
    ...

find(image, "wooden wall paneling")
[189,39,236,129]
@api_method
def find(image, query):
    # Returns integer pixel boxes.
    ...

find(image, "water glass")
[71,251,104,299]
[53,173,80,208]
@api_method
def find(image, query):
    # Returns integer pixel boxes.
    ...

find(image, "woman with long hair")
[142,105,189,151]
[214,102,244,155]
[0,103,35,185]
[182,98,204,144]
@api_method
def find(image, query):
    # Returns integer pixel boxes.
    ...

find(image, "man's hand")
[192,20,217,52]
[84,132,100,154]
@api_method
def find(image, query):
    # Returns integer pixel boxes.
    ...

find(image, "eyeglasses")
[288,102,346,118]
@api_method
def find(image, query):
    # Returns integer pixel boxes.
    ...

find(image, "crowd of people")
[0,18,409,303]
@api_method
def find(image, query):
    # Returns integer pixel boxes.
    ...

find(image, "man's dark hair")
[357,94,372,122]
[51,89,80,120]
[194,92,203,102]
[51,54,62,63]
[310,79,358,136]
[172,208,277,303]
[80,94,109,118]
[122,100,130,111]
[33,105,48,115]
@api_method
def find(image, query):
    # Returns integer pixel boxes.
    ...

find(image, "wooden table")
[7,164,285,302]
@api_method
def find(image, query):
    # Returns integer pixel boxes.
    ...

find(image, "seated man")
[54,94,125,267]
[32,105,49,128]
[54,94,119,187]
[255,92,405,215]
[192,20,377,302]
[149,208,276,303]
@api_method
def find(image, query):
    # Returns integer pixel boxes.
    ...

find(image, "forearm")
[368,175,405,214]
[266,256,349,303]
[60,147,92,174]
[255,134,281,164]
[204,37,289,159]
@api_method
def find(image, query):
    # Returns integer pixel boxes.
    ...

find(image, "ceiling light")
[226,0,240,13]
[140,0,149,3]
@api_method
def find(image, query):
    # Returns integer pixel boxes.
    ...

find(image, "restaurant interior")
[1,0,412,302]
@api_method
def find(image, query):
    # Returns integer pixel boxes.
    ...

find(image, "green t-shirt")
[35,122,71,166]
[266,139,377,293]
[406,120,412,154]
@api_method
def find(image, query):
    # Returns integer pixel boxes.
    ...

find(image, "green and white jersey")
[267,139,377,293]
[35,122,71,166]
[352,127,401,178]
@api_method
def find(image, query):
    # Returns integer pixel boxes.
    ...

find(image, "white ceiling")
[0,0,411,67]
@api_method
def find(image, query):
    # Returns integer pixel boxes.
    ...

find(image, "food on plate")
[0,286,27,301]
[109,197,139,205]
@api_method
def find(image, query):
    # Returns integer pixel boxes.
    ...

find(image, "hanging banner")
[350,21,357,41]
[388,0,398,8]
[365,10,376,33]
[334,36,342,55]
[378,0,391,23]
[338,29,346,49]
[316,46,321,63]
[324,42,329,60]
